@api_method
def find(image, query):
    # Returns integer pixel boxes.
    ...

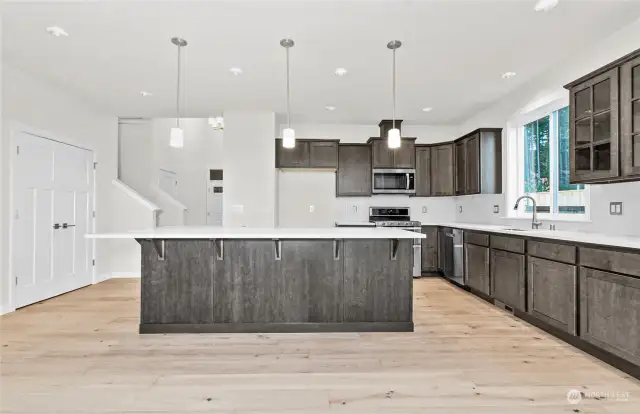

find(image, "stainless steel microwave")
[372,169,416,194]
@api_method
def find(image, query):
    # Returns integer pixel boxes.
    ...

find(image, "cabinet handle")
[333,240,341,260]
[274,240,282,260]
[390,239,399,260]
[214,239,224,261]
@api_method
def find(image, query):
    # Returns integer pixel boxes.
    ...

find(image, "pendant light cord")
[392,47,396,130]
[286,45,291,128]
[176,44,181,128]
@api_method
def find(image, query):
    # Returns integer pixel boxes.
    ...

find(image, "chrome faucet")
[514,195,542,229]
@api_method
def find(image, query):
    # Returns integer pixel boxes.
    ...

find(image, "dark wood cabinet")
[276,139,338,169]
[336,144,372,196]
[490,249,525,311]
[579,267,640,366]
[455,140,466,195]
[564,48,640,184]
[421,226,438,272]
[415,146,431,196]
[369,138,416,169]
[527,257,577,335]
[568,69,620,182]
[431,143,455,196]
[465,133,480,194]
[465,243,490,295]
[621,55,640,178]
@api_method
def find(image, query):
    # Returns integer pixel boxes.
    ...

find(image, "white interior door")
[13,131,94,309]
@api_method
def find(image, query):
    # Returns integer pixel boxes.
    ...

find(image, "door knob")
[53,223,61,229]
[62,223,76,229]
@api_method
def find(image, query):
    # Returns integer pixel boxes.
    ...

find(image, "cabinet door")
[621,56,640,177]
[415,147,431,196]
[372,139,395,169]
[277,140,310,168]
[421,226,438,272]
[431,144,454,196]
[569,68,619,182]
[466,133,480,194]
[490,249,525,311]
[455,140,466,195]
[580,267,640,365]
[465,244,489,295]
[336,145,372,196]
[309,141,338,168]
[528,257,577,335]
[394,139,416,168]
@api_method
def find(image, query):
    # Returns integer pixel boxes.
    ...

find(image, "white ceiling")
[4,0,640,125]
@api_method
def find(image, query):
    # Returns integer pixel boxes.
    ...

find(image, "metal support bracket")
[390,239,399,261]
[152,239,166,261]
[333,239,341,260]
[274,239,282,260]
[214,239,224,261]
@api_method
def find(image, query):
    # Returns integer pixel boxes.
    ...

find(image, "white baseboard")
[0,305,16,316]
[111,272,141,278]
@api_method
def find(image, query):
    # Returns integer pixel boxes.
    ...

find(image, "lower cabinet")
[579,267,640,366]
[465,243,489,295]
[527,257,577,335]
[421,226,438,272]
[490,249,525,311]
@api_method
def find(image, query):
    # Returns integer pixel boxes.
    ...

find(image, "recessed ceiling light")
[502,71,517,80]
[334,68,348,77]
[140,91,153,97]
[534,0,559,12]
[229,67,243,76]
[422,107,433,112]
[325,106,336,111]
[46,26,68,37]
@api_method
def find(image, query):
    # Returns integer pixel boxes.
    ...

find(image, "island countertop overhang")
[85,226,425,240]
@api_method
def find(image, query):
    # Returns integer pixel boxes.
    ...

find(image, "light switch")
[309,205,315,212]
[422,206,427,214]
[458,205,463,213]
[493,205,500,214]
[610,202,623,215]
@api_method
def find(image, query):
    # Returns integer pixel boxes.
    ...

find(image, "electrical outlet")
[309,205,315,212]
[352,205,358,213]
[421,206,427,214]
[493,205,500,214]
[610,202,623,215]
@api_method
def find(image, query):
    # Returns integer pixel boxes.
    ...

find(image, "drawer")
[490,235,525,254]
[528,241,576,264]
[580,247,640,278]
[465,231,489,247]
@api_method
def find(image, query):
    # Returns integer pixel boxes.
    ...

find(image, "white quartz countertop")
[86,226,425,240]
[420,222,640,250]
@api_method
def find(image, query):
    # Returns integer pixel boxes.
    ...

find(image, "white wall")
[119,118,223,226]
[224,111,277,227]
[1,63,119,312]
[454,16,640,236]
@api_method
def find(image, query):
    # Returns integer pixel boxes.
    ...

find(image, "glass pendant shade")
[387,128,401,149]
[283,127,296,148]
[170,127,184,148]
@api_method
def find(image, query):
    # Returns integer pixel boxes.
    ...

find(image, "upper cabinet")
[431,143,455,196]
[565,48,640,184]
[369,138,416,169]
[276,139,338,169]
[453,129,502,196]
[415,146,431,197]
[621,55,640,178]
[336,144,372,196]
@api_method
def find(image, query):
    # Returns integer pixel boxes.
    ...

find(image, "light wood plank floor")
[1,278,638,413]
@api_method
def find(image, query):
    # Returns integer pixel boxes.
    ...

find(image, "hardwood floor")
[1,277,638,413]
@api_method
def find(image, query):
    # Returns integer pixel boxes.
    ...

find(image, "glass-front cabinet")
[621,55,640,177]
[568,68,619,182]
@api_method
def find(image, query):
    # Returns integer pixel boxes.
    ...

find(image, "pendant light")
[387,40,402,149]
[280,38,295,149]
[170,37,187,148]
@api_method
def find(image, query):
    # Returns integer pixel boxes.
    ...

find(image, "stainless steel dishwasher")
[442,228,465,286]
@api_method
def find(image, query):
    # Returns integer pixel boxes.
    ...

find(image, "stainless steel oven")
[372,169,416,194]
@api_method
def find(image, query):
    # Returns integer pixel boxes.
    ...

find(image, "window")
[515,105,588,218]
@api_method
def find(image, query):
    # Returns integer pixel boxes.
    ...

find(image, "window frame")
[506,96,591,222]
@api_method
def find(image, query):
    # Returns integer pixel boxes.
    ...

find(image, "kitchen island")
[88,227,424,333]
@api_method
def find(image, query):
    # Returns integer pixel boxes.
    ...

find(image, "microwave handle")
[406,173,410,190]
